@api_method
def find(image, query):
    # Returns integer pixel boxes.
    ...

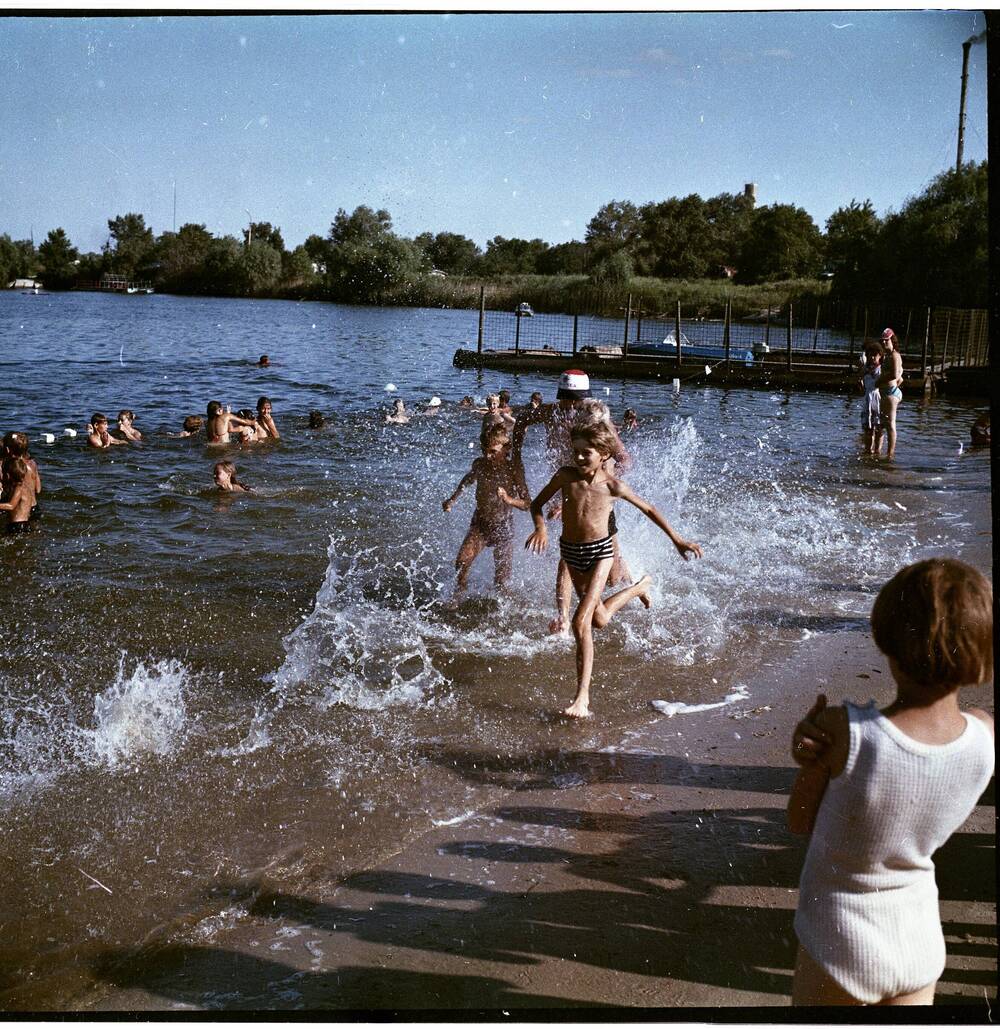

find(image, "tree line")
[0,161,985,308]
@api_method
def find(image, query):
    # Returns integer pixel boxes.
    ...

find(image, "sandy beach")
[66,628,995,1014]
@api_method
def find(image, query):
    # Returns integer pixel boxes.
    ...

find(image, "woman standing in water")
[877,328,904,458]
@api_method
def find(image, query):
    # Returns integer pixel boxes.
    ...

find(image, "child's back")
[795,701,992,1003]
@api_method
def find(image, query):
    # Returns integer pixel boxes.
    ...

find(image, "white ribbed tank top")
[794,700,994,1003]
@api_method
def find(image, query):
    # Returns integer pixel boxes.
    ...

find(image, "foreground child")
[0,458,38,533]
[523,421,702,717]
[788,558,994,1006]
[2,432,42,519]
[859,343,883,455]
[213,461,253,492]
[442,425,529,599]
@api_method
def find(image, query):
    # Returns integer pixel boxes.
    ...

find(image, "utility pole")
[245,209,253,246]
[956,39,972,172]
[173,181,177,232]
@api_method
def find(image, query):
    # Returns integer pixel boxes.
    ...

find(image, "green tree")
[738,204,823,283]
[156,223,214,293]
[825,200,881,296]
[585,200,641,263]
[702,192,755,273]
[281,245,318,287]
[202,235,243,295]
[0,234,36,285]
[415,231,482,275]
[323,206,426,302]
[589,249,633,287]
[537,240,588,275]
[37,228,79,289]
[479,236,549,276]
[242,221,286,253]
[872,162,987,306]
[238,239,282,295]
[105,213,156,280]
[635,195,711,278]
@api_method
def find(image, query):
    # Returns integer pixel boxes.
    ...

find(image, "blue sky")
[0,10,988,254]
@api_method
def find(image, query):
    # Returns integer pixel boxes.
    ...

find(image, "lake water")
[0,290,991,1008]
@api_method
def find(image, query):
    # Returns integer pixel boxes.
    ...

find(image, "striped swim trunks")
[559,534,615,573]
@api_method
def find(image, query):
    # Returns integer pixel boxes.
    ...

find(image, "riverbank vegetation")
[0,162,985,312]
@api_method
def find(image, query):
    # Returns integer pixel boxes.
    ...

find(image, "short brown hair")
[3,432,27,458]
[482,425,510,448]
[571,421,617,457]
[4,457,28,485]
[183,416,203,432]
[871,558,993,692]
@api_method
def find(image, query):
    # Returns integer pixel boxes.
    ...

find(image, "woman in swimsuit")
[877,328,904,458]
[523,421,702,718]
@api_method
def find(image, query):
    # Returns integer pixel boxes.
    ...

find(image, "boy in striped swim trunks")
[523,421,702,717]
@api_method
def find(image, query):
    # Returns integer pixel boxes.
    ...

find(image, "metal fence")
[477,289,988,373]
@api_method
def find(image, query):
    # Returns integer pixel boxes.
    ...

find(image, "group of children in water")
[1,356,994,1008]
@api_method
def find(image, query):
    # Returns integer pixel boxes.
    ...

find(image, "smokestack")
[744,182,757,206]
[957,30,986,172]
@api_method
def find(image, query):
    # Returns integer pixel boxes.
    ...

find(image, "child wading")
[522,421,702,717]
[788,558,994,1006]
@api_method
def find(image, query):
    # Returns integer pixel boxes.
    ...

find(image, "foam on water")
[0,654,193,800]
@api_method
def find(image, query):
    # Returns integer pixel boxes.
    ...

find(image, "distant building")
[8,278,38,289]
[744,182,757,206]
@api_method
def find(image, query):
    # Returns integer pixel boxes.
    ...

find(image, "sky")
[0,9,989,254]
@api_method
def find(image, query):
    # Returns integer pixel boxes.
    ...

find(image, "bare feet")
[548,616,570,637]
[635,574,653,609]
[563,699,591,718]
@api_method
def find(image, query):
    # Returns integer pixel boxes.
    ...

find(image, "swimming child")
[498,389,513,415]
[529,391,543,410]
[206,402,257,445]
[385,399,410,424]
[88,413,128,449]
[459,396,475,409]
[170,416,203,438]
[788,557,993,1006]
[442,425,530,599]
[480,393,515,443]
[256,396,280,439]
[236,409,269,443]
[117,410,142,441]
[308,410,325,428]
[0,457,38,533]
[620,408,640,432]
[258,354,270,367]
[522,421,702,717]
[859,342,884,455]
[213,460,253,492]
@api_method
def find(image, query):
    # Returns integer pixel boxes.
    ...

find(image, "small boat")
[126,286,155,294]
[515,302,534,317]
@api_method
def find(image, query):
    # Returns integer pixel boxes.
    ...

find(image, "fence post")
[572,313,579,357]
[675,300,682,368]
[940,313,951,372]
[862,305,869,345]
[904,308,913,354]
[848,305,857,370]
[812,303,820,352]
[514,310,521,355]
[764,306,771,350]
[723,299,731,371]
[635,299,642,348]
[920,307,930,378]
[786,304,793,372]
[928,308,937,373]
[622,292,632,361]
[477,285,485,354]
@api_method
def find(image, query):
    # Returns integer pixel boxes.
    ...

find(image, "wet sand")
[70,629,996,1014]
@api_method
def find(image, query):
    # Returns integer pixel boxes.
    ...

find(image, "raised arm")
[525,469,567,553]
[611,479,702,560]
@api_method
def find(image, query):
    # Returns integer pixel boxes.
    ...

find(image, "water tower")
[744,183,757,206]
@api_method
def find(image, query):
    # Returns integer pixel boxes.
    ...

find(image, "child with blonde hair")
[522,421,701,717]
[213,461,252,493]
[788,557,994,1006]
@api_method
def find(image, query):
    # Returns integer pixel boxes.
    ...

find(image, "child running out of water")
[788,558,994,1006]
[213,461,253,492]
[859,342,884,455]
[0,458,38,534]
[521,421,702,717]
[442,424,529,600]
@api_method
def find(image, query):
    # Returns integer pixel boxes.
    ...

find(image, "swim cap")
[880,327,895,341]
[556,369,591,399]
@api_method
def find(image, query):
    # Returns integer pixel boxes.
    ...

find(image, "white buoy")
[672,378,681,391]
[427,396,441,407]
[384,383,397,392]
[604,387,610,395]
[705,365,712,376]
[64,427,77,437]
[957,441,964,455]
[41,433,55,444]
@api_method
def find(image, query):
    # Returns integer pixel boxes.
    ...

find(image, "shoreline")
[68,628,995,1013]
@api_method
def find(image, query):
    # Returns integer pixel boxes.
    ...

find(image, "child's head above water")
[3,431,28,458]
[257,396,271,415]
[871,558,992,695]
[308,410,325,428]
[3,457,28,485]
[207,401,223,418]
[91,413,108,429]
[481,424,510,456]
[530,391,543,408]
[118,410,135,423]
[183,415,203,433]
[213,460,238,488]
[498,389,511,407]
